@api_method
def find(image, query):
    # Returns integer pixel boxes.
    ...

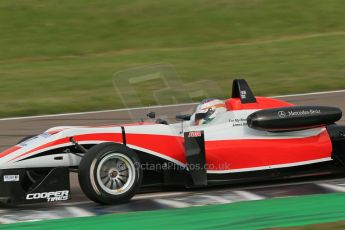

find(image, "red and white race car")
[0,79,344,205]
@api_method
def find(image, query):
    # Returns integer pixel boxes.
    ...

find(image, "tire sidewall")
[79,143,142,204]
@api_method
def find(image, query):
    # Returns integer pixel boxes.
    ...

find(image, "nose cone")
[0,146,21,158]
[0,145,22,169]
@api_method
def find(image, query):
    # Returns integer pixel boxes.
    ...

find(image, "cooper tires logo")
[26,190,69,202]
[278,111,286,118]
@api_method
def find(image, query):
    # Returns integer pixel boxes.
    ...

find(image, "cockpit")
[190,99,227,126]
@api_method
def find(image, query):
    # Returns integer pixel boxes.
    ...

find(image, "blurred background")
[0,0,345,118]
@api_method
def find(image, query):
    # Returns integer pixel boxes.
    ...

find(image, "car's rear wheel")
[78,143,142,204]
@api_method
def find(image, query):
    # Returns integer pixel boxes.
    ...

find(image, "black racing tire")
[78,142,142,205]
[17,135,37,145]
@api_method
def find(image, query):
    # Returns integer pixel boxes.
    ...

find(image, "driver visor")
[195,112,207,121]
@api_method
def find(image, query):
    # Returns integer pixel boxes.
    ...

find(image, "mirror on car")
[176,114,191,121]
[146,111,156,119]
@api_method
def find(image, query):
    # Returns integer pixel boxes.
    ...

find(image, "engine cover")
[247,106,342,132]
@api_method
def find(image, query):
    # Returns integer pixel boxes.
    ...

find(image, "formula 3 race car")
[1,79,345,206]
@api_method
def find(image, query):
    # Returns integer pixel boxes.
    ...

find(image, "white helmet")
[192,99,226,125]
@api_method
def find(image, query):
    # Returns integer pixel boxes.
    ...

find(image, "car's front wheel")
[78,143,142,204]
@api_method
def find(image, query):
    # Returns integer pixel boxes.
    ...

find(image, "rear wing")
[232,79,257,103]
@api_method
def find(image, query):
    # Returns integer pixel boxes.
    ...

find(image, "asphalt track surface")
[1,91,345,222]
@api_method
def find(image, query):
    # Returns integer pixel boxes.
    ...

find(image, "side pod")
[184,131,207,187]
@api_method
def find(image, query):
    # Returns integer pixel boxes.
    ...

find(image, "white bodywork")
[0,109,327,170]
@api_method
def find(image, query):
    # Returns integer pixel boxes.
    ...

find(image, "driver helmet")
[192,98,226,125]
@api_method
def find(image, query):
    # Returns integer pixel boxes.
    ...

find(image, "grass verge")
[1,0,345,117]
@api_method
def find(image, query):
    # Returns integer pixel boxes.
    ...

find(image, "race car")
[1,79,345,206]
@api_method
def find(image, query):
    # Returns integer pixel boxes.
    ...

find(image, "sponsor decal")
[240,90,247,99]
[278,111,287,118]
[19,133,52,147]
[188,131,202,138]
[278,109,321,118]
[229,118,247,127]
[4,175,19,182]
[26,190,69,202]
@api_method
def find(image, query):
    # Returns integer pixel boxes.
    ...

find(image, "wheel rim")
[96,152,136,195]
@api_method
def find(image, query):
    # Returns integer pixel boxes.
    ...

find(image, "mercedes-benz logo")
[278,111,286,118]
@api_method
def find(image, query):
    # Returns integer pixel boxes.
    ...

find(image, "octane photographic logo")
[135,161,231,171]
[112,64,225,121]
